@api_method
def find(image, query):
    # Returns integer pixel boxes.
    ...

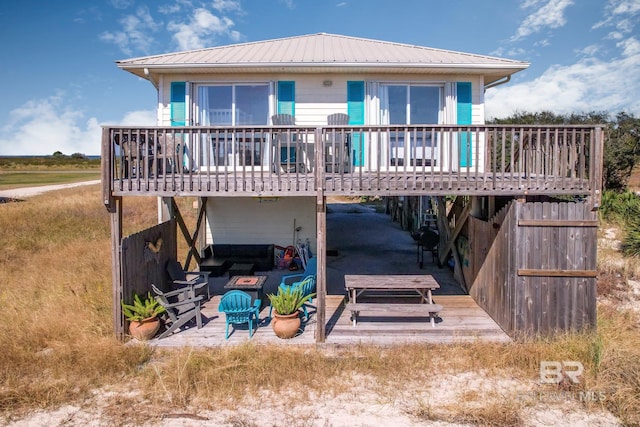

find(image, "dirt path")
[0,180,101,199]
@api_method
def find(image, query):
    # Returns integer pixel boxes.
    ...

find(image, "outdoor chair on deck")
[271,114,305,173]
[218,290,261,339]
[270,275,317,321]
[152,284,204,339]
[156,133,183,173]
[279,257,317,287]
[325,113,350,173]
[166,259,210,300]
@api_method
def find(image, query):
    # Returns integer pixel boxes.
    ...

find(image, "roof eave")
[119,62,529,84]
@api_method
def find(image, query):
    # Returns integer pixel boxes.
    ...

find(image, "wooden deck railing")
[101,124,604,201]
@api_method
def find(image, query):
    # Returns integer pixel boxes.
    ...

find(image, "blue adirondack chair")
[218,290,261,339]
[280,257,317,287]
[270,275,317,321]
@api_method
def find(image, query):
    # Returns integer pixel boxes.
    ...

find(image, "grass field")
[0,156,100,190]
[0,184,639,425]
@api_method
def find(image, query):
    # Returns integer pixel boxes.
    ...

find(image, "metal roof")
[117,33,529,83]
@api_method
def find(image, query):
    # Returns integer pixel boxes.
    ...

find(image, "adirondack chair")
[325,113,351,173]
[279,257,317,287]
[271,114,305,173]
[151,284,204,339]
[270,275,316,321]
[166,259,210,300]
[218,290,261,339]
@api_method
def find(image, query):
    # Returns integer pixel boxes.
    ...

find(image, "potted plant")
[268,286,315,339]
[121,292,166,341]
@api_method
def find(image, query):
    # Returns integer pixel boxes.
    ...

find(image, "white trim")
[157,75,164,126]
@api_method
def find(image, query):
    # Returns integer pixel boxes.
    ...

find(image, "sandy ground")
[4,378,620,427]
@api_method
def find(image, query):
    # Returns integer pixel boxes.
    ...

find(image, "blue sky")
[0,0,638,155]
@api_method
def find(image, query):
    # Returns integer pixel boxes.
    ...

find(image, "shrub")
[599,190,640,225]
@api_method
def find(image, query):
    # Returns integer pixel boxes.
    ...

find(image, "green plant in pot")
[121,292,166,341]
[268,284,315,339]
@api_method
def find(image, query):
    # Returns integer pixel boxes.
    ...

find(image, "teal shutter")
[170,82,186,126]
[457,82,472,167]
[277,81,295,116]
[347,81,365,166]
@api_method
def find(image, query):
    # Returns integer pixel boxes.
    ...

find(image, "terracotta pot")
[271,311,301,339]
[128,316,160,341]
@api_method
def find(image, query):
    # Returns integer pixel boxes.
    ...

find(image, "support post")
[110,196,124,339]
[315,128,326,343]
[158,196,174,223]
[590,126,605,210]
[101,127,115,210]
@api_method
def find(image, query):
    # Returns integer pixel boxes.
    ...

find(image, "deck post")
[110,196,124,339]
[101,127,115,210]
[590,126,605,210]
[315,128,326,342]
[158,197,174,223]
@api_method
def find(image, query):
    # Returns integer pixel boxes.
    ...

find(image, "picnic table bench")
[344,274,443,327]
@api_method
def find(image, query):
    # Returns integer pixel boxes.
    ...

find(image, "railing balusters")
[104,124,600,198]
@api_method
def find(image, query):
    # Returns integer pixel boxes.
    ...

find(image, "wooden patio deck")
[148,293,509,347]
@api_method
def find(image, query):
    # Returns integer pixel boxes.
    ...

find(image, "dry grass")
[0,185,639,425]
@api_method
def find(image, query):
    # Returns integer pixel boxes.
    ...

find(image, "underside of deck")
[149,294,509,347]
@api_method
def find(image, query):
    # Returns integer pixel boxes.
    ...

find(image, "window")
[382,85,441,125]
[381,84,442,166]
[197,84,269,126]
[196,84,270,168]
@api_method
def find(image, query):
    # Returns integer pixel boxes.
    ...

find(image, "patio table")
[344,274,442,327]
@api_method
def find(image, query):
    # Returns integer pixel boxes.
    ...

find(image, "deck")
[102,124,604,199]
[149,294,509,347]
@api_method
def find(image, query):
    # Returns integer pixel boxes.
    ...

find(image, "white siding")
[157,73,487,170]
[293,75,348,125]
[205,196,317,251]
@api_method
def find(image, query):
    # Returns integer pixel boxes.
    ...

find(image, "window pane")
[387,86,407,125]
[235,85,269,125]
[410,86,440,124]
[199,86,232,125]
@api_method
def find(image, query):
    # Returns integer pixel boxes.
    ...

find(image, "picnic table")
[344,274,443,327]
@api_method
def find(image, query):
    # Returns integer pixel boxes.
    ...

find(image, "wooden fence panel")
[121,220,177,304]
[469,201,517,334]
[470,200,597,336]
[516,201,597,334]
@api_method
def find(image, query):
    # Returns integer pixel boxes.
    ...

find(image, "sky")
[0,0,638,155]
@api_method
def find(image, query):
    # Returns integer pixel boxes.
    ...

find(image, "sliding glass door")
[196,84,270,169]
[380,84,442,168]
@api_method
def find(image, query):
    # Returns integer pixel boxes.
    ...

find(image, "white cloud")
[594,0,640,30]
[486,39,640,118]
[0,95,156,156]
[280,0,295,9]
[0,95,102,156]
[167,8,236,51]
[511,0,574,41]
[109,0,133,9]
[212,0,243,13]
[100,6,158,55]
